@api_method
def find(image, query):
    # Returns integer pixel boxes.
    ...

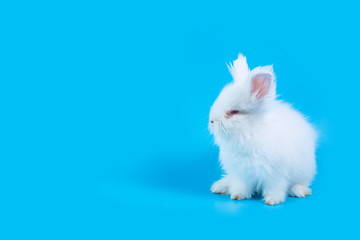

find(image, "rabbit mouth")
[210,120,228,138]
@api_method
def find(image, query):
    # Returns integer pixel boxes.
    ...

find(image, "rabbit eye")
[226,110,241,117]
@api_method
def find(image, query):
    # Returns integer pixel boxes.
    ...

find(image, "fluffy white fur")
[209,54,317,205]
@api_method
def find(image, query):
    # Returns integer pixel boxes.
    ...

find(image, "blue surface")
[1,1,360,239]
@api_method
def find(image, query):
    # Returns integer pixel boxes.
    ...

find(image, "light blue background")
[1,1,359,239]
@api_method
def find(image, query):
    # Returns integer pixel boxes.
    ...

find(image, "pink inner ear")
[251,73,271,99]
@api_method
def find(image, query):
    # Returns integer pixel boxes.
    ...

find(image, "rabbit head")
[209,54,277,144]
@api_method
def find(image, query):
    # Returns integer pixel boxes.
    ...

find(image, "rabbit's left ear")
[251,73,272,99]
[249,65,275,100]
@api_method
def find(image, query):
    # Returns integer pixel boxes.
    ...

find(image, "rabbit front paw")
[289,183,312,198]
[211,178,230,195]
[211,177,251,200]
[264,196,285,206]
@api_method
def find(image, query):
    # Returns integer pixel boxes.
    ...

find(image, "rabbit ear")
[249,65,275,100]
[228,54,250,84]
[251,73,272,99]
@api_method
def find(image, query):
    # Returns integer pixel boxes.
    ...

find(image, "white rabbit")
[209,54,317,205]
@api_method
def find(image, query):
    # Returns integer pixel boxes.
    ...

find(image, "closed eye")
[225,110,246,117]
